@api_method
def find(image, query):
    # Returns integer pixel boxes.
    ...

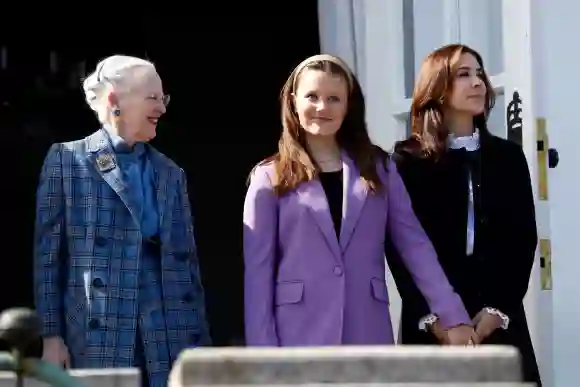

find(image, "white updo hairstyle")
[82,55,156,124]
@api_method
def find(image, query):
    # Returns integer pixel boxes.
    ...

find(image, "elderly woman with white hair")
[33,55,211,387]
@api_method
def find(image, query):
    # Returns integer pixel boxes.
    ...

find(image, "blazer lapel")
[86,130,140,224]
[148,148,170,235]
[339,152,367,252]
[297,180,342,261]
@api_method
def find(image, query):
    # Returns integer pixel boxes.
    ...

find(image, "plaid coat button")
[92,278,105,288]
[88,318,100,330]
[95,236,107,246]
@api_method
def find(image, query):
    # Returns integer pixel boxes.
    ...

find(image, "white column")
[363,0,406,149]
[317,0,367,92]
[317,0,357,72]
[458,0,491,64]
[505,0,543,356]
[443,0,461,42]
[351,1,366,89]
[362,0,406,340]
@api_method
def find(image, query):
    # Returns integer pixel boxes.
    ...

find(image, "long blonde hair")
[255,54,388,196]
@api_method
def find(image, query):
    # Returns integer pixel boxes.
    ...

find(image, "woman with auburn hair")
[243,54,476,347]
[388,44,541,385]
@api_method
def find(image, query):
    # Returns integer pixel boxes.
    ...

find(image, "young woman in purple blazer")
[243,54,475,347]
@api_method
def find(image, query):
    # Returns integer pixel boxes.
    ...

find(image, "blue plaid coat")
[34,129,211,373]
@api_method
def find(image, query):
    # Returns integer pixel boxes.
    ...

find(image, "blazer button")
[95,236,107,246]
[92,278,105,289]
[333,266,343,276]
[182,293,193,303]
[88,318,100,330]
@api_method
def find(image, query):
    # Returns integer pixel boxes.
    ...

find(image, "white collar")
[447,129,480,151]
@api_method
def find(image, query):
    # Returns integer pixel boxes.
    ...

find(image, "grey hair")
[82,55,155,123]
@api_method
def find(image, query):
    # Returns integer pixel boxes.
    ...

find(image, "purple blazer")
[243,153,470,346]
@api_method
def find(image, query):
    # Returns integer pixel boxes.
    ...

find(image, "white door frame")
[481,3,553,383]
[459,0,541,355]
[498,0,544,364]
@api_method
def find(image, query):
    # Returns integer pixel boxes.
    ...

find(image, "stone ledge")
[169,345,523,386]
[172,385,533,387]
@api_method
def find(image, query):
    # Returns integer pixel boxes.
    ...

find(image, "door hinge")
[539,238,552,291]
[536,118,549,201]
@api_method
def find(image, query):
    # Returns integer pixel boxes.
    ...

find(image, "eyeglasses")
[147,94,170,107]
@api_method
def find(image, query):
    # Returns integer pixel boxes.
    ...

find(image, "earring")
[113,108,121,117]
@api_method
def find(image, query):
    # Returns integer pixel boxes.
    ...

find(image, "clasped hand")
[430,309,503,345]
[431,322,478,345]
[472,309,504,342]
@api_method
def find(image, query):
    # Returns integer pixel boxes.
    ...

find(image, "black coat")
[387,132,541,385]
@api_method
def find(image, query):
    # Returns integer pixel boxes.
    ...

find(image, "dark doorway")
[1,5,320,345]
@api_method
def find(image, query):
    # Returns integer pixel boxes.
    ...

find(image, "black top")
[319,170,343,237]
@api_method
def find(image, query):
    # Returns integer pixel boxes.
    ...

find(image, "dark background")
[0,5,320,345]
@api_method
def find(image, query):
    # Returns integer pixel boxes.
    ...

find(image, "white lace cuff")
[484,307,510,330]
[418,314,439,331]
[419,308,509,332]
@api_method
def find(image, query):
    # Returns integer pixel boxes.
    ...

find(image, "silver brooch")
[96,152,116,172]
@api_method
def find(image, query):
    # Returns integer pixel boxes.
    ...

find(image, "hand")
[429,321,449,344]
[42,336,70,368]
[443,323,479,346]
[473,309,503,342]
